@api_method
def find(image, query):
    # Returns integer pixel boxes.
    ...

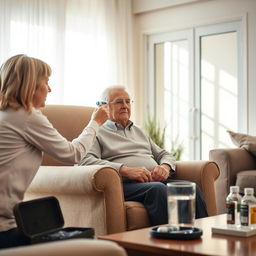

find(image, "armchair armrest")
[93,168,126,234]
[0,239,127,256]
[25,165,126,236]
[209,148,256,214]
[173,161,220,216]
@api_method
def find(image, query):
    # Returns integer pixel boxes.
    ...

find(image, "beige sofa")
[23,105,220,237]
[209,148,256,214]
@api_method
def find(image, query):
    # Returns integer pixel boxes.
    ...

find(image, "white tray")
[212,225,256,237]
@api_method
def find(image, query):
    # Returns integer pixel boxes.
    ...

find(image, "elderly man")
[79,86,208,225]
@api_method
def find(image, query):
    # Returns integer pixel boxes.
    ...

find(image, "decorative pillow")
[227,130,256,157]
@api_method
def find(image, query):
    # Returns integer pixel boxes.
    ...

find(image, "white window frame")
[146,20,246,160]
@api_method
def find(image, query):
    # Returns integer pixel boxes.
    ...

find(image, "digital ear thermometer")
[96,101,107,106]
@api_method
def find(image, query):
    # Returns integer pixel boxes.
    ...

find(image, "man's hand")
[119,166,152,183]
[151,164,170,182]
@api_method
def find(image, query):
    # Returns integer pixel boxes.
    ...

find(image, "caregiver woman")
[0,54,109,248]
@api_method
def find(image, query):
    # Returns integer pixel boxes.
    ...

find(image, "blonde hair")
[0,54,51,112]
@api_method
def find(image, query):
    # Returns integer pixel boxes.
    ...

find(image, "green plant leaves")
[144,117,165,149]
[144,117,184,160]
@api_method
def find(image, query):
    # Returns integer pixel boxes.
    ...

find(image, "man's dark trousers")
[123,177,208,226]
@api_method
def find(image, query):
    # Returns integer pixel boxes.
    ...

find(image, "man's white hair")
[101,85,127,101]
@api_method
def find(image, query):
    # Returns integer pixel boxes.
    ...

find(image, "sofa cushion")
[227,130,256,157]
[236,170,256,194]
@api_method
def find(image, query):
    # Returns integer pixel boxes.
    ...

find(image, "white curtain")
[0,0,134,106]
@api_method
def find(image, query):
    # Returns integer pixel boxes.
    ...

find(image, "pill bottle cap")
[230,186,239,193]
[244,188,254,194]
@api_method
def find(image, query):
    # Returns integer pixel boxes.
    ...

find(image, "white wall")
[133,0,256,134]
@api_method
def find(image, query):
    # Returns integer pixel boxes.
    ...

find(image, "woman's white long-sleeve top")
[0,107,98,232]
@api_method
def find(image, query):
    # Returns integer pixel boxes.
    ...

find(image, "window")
[147,21,246,160]
[200,32,238,159]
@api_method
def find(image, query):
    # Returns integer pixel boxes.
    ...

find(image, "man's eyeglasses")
[110,99,134,106]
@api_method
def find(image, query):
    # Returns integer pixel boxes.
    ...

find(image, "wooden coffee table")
[98,214,256,256]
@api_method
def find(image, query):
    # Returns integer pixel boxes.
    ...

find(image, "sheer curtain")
[0,0,134,106]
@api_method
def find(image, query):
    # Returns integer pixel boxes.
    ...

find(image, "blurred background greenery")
[144,117,184,160]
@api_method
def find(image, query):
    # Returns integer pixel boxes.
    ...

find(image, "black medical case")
[13,196,94,244]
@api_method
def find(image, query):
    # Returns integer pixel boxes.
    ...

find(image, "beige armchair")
[24,105,220,237]
[209,148,256,214]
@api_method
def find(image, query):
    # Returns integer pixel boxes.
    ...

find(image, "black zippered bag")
[13,196,94,244]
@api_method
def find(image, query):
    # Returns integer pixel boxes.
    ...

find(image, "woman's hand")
[92,105,109,125]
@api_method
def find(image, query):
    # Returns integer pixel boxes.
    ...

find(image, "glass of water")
[167,181,196,227]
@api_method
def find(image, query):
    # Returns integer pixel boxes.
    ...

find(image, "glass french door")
[147,21,245,160]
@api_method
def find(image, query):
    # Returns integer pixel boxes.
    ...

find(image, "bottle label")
[237,203,241,213]
[240,204,249,226]
[250,205,256,224]
[226,202,235,224]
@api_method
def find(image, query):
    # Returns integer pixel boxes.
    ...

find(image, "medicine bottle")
[226,186,242,226]
[240,188,256,228]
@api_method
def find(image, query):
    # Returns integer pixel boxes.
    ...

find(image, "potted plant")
[144,117,184,160]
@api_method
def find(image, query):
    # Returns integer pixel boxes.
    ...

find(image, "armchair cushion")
[124,201,150,231]
[236,170,256,194]
[228,130,256,157]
